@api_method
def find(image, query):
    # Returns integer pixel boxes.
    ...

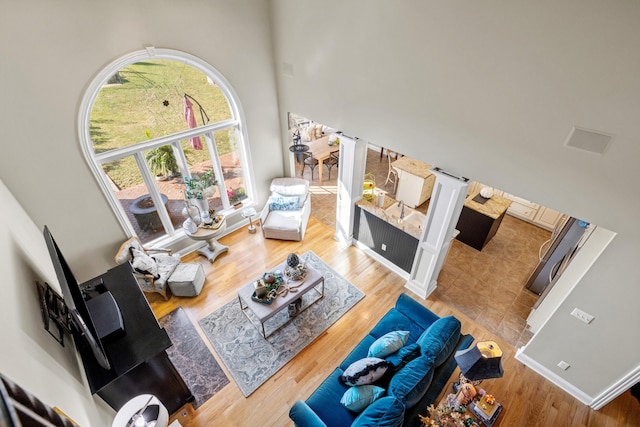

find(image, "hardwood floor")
[149,217,640,426]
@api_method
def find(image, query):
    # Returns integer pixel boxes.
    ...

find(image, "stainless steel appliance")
[525,216,592,296]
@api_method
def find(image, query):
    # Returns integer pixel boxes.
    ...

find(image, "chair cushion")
[340,385,385,412]
[129,247,158,278]
[152,253,181,286]
[270,177,309,197]
[417,315,461,367]
[268,195,300,211]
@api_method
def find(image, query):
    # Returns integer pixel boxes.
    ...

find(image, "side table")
[430,383,504,427]
[185,216,229,262]
[242,207,257,234]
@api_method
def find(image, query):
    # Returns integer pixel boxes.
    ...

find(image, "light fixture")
[454,340,503,386]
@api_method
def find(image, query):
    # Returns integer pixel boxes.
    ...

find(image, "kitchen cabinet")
[353,205,419,273]
[391,157,435,208]
[456,190,511,251]
[468,182,563,231]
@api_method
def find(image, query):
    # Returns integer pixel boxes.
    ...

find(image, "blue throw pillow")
[339,357,389,386]
[388,355,435,408]
[385,343,421,374]
[417,315,461,367]
[368,330,410,358]
[352,396,405,427]
[268,195,300,211]
[340,385,386,412]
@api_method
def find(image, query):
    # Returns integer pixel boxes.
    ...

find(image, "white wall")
[0,179,113,425]
[0,1,280,424]
[270,0,640,401]
[0,0,282,282]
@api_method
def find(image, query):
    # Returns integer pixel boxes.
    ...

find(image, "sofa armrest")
[289,400,328,427]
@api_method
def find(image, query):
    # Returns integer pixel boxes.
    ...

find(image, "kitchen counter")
[391,157,433,178]
[463,189,511,219]
[356,195,423,239]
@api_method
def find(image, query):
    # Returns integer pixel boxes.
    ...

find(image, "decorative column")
[334,134,368,244]
[405,167,469,299]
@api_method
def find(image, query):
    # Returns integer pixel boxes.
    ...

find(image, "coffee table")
[237,261,324,338]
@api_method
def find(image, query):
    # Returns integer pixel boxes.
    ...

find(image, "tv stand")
[76,263,192,414]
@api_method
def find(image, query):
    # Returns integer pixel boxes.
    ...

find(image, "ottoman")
[168,263,205,297]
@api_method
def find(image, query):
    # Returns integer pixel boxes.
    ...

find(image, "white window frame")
[77,47,255,246]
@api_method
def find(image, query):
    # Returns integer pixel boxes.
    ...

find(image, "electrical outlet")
[571,308,594,324]
[558,360,570,370]
[381,244,387,251]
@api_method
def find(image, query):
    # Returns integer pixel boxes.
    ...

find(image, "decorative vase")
[190,198,211,223]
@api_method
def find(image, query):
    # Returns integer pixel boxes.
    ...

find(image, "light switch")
[558,361,570,370]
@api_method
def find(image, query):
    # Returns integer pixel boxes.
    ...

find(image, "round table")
[241,207,257,234]
[185,216,229,262]
[112,394,168,427]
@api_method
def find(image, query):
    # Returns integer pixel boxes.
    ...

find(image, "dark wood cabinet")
[455,205,506,251]
[78,263,193,414]
[354,206,418,272]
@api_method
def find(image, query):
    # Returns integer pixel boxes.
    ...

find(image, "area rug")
[198,250,365,397]
[159,307,229,408]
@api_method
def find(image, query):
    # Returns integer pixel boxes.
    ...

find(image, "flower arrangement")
[185,170,217,199]
[419,402,478,427]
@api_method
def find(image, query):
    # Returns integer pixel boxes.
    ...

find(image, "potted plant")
[185,170,218,222]
[146,145,179,181]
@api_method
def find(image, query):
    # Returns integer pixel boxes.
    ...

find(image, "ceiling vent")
[564,126,613,155]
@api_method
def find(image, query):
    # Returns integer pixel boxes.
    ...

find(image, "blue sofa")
[289,294,474,427]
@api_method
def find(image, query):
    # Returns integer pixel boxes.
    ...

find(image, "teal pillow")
[352,396,405,427]
[368,331,410,358]
[388,355,435,408]
[417,316,461,367]
[268,195,300,211]
[385,343,421,374]
[340,385,385,412]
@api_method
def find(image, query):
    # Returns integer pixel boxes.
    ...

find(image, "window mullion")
[133,152,175,234]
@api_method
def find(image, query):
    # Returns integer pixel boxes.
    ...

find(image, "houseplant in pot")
[146,145,179,181]
[185,169,218,222]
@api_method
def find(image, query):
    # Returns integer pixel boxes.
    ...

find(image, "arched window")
[78,47,254,245]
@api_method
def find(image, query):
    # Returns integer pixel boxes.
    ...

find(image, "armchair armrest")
[141,246,173,256]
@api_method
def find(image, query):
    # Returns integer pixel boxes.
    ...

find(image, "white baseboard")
[515,347,594,406]
[353,241,409,280]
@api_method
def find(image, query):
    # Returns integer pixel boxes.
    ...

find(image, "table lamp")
[454,340,503,386]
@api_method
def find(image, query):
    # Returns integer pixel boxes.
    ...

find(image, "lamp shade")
[454,340,504,382]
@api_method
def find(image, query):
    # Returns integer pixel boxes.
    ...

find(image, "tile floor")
[295,145,550,348]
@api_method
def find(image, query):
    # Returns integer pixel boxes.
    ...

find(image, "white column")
[405,168,469,299]
[334,134,368,244]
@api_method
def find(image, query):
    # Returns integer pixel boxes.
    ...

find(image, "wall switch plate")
[571,308,594,324]
[558,360,570,370]
[381,244,387,251]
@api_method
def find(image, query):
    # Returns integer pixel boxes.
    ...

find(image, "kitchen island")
[455,189,511,250]
[391,157,435,208]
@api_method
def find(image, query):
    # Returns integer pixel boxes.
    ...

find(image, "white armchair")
[259,177,311,241]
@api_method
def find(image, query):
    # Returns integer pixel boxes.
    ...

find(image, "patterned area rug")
[198,250,365,397]
[159,307,229,408]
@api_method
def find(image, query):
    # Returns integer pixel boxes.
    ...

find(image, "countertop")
[356,195,423,239]
[463,189,511,219]
[391,157,433,179]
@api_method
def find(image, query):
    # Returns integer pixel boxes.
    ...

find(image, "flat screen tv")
[43,225,119,371]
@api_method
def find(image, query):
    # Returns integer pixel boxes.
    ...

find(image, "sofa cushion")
[384,343,421,375]
[388,355,435,408]
[417,315,461,367]
[352,396,405,427]
[340,358,389,386]
[340,385,385,412]
[268,195,300,211]
[367,330,410,358]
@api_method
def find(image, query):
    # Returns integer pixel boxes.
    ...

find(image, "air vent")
[564,126,613,155]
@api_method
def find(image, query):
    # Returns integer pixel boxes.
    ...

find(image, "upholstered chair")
[114,237,181,300]
[259,177,311,241]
